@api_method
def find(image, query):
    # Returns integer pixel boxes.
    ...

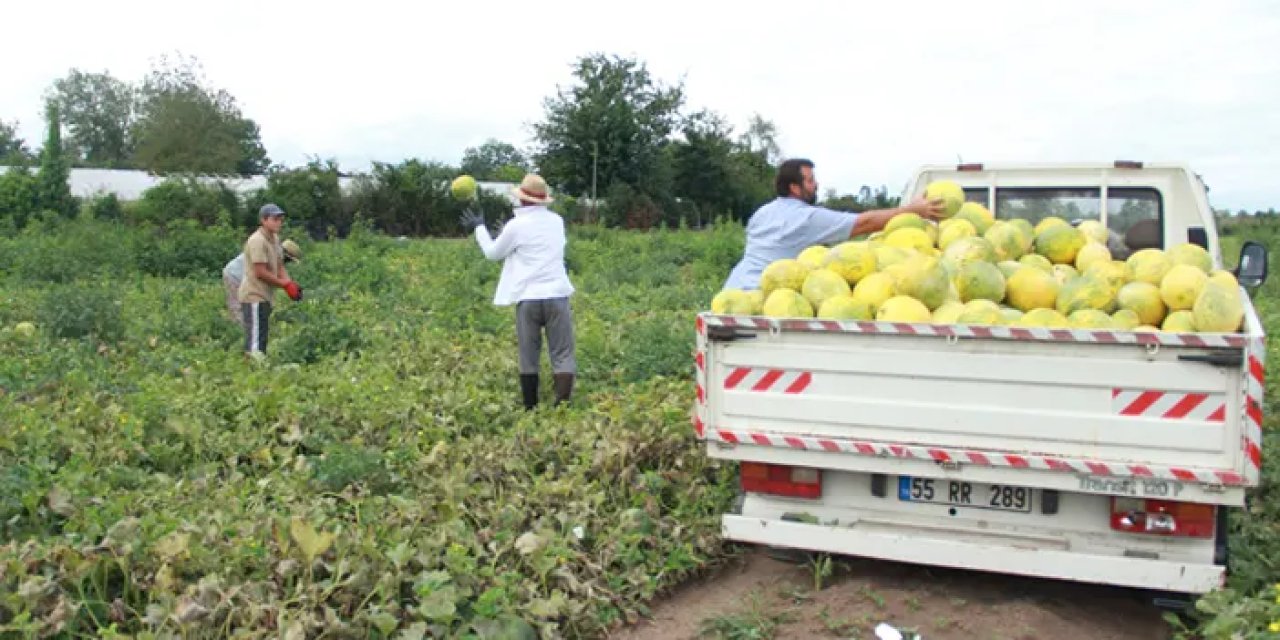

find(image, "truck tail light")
[740,462,822,499]
[1110,498,1215,538]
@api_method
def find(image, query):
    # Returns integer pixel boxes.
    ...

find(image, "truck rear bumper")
[722,515,1225,594]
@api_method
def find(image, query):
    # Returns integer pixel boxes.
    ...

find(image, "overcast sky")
[5,1,1279,210]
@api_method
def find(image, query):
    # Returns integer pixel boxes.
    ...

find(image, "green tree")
[741,113,782,164]
[821,185,901,213]
[533,54,684,197]
[460,139,530,181]
[672,110,738,223]
[48,69,135,167]
[131,54,270,175]
[232,117,270,174]
[37,101,76,217]
[0,120,34,165]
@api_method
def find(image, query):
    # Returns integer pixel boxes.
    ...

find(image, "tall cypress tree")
[37,100,75,217]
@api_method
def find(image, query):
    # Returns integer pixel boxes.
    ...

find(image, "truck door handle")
[1177,352,1243,367]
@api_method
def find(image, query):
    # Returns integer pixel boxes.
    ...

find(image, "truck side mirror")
[1234,241,1268,289]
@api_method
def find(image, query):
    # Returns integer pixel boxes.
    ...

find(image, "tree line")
[1,52,904,235]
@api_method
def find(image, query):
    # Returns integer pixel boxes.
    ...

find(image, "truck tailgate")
[694,305,1265,491]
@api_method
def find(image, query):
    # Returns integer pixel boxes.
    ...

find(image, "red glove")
[284,281,303,301]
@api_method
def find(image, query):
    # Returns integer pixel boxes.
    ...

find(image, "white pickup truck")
[695,162,1269,597]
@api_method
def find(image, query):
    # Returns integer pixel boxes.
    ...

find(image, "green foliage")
[461,139,530,181]
[129,177,242,228]
[821,184,902,213]
[0,215,238,283]
[245,159,349,237]
[310,445,395,494]
[38,281,124,341]
[698,593,794,639]
[670,110,777,225]
[534,53,685,197]
[37,101,76,218]
[0,220,741,638]
[1,216,136,282]
[133,218,240,279]
[602,182,663,229]
[346,159,512,237]
[50,68,136,168]
[271,303,366,364]
[130,54,269,174]
[88,192,123,220]
[0,166,39,229]
[1167,586,1280,639]
[0,119,34,165]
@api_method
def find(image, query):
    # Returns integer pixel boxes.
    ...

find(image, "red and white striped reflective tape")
[1243,336,1265,480]
[699,313,1250,348]
[1112,388,1226,422]
[723,367,813,394]
[711,428,1247,486]
[693,317,709,439]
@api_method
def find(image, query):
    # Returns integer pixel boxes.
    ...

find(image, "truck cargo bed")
[693,301,1265,499]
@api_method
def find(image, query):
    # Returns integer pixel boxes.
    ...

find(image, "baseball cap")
[260,203,286,217]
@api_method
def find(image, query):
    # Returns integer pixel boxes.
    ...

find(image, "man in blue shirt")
[724,158,944,290]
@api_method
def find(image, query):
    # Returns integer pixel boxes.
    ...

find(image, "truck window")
[1107,188,1163,253]
[995,188,1101,226]
[963,188,989,207]
[989,187,1163,259]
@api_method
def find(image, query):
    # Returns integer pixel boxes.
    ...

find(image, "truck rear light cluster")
[740,462,822,499]
[1109,497,1215,538]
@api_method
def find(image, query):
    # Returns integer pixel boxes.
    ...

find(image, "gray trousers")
[516,297,576,375]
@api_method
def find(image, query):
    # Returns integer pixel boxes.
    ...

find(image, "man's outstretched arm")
[850,197,946,237]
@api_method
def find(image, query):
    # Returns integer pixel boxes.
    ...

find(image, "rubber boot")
[553,373,575,405]
[520,374,539,410]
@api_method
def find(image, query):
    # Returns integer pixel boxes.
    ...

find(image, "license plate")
[898,476,1034,513]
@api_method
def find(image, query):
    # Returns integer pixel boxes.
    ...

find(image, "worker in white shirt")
[460,174,576,410]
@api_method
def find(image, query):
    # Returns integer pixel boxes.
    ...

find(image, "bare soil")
[609,548,1173,640]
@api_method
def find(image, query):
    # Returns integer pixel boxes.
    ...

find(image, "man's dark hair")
[775,158,814,197]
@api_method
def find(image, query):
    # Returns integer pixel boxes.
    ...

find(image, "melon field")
[1,216,1279,638]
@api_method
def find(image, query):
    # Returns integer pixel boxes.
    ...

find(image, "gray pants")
[516,297,576,375]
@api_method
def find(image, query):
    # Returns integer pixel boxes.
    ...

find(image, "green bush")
[5,217,136,283]
[132,218,240,279]
[346,159,516,238]
[38,282,124,341]
[88,192,124,220]
[271,303,365,364]
[0,166,38,230]
[246,159,351,238]
[129,178,242,228]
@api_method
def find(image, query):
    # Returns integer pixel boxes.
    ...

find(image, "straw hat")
[281,239,302,262]
[512,174,553,204]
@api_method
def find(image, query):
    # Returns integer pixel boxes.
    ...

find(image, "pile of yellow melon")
[710,182,1246,333]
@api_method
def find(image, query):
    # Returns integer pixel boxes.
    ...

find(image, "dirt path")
[609,549,1172,639]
